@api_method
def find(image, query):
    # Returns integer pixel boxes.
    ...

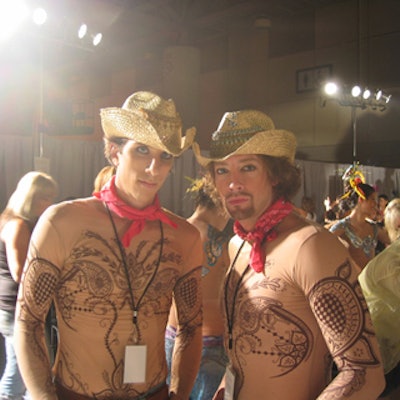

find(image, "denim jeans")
[0,309,27,400]
[165,327,228,400]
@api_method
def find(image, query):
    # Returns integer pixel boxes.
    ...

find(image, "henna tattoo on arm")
[15,256,60,399]
[308,260,381,398]
[174,266,203,347]
[169,266,203,396]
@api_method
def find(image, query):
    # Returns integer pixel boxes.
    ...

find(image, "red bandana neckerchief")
[233,198,293,273]
[93,176,177,247]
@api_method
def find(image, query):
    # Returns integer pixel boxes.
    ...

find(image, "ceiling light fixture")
[92,32,102,46]
[78,23,87,39]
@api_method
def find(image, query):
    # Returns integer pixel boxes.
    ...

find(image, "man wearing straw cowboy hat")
[192,110,385,400]
[15,91,203,400]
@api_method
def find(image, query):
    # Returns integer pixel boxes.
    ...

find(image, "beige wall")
[195,0,399,168]
[26,0,399,168]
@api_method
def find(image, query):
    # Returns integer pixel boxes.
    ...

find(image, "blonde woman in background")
[0,171,57,400]
[359,198,400,399]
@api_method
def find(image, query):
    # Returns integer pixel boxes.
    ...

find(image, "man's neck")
[115,184,155,210]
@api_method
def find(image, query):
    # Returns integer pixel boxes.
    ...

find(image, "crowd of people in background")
[0,91,398,400]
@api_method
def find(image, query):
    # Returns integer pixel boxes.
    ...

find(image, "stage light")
[0,1,29,40]
[78,23,87,39]
[351,85,361,97]
[92,32,102,46]
[362,89,371,99]
[321,82,391,112]
[382,94,391,104]
[32,8,47,26]
[324,82,338,96]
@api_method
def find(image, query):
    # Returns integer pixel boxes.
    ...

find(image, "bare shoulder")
[228,234,244,258]
[280,213,348,255]
[42,197,105,220]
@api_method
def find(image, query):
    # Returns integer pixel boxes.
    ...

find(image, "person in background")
[329,182,390,271]
[358,198,400,399]
[323,195,352,229]
[14,91,203,400]
[294,196,317,222]
[93,165,116,192]
[377,194,389,224]
[358,198,400,400]
[166,175,233,400]
[375,193,390,255]
[0,171,58,400]
[193,109,385,400]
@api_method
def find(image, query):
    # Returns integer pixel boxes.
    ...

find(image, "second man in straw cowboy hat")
[15,91,203,400]
[193,110,385,400]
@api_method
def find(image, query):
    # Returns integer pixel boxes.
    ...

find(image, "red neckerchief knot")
[93,176,177,247]
[234,198,293,273]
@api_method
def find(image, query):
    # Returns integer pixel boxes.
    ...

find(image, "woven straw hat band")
[192,110,297,166]
[100,91,195,156]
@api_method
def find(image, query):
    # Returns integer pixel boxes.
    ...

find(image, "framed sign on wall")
[296,64,333,93]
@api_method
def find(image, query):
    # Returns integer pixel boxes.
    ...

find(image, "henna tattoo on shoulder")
[174,266,202,325]
[308,260,380,366]
[308,259,381,396]
[18,257,60,321]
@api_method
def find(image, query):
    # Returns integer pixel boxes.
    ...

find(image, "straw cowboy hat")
[100,91,196,157]
[192,110,296,166]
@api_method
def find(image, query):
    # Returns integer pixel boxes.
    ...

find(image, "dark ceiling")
[1,0,349,73]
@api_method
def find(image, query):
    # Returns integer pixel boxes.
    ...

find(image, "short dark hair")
[378,193,389,201]
[342,183,376,210]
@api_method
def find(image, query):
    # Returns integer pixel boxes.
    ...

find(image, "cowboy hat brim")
[192,129,296,167]
[101,107,196,157]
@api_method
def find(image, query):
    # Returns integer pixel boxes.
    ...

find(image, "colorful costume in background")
[329,216,378,259]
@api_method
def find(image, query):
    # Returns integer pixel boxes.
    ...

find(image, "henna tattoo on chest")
[224,258,380,398]
[19,230,186,398]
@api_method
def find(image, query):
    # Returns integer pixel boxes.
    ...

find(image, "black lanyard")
[224,240,250,350]
[105,203,164,342]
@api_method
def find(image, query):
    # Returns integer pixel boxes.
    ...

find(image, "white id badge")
[123,345,147,383]
[224,365,235,400]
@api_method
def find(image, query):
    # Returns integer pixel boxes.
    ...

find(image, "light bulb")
[324,82,338,96]
[351,86,361,97]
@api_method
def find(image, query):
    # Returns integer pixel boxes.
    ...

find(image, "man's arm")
[15,254,60,400]
[302,234,385,399]
[169,264,203,399]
